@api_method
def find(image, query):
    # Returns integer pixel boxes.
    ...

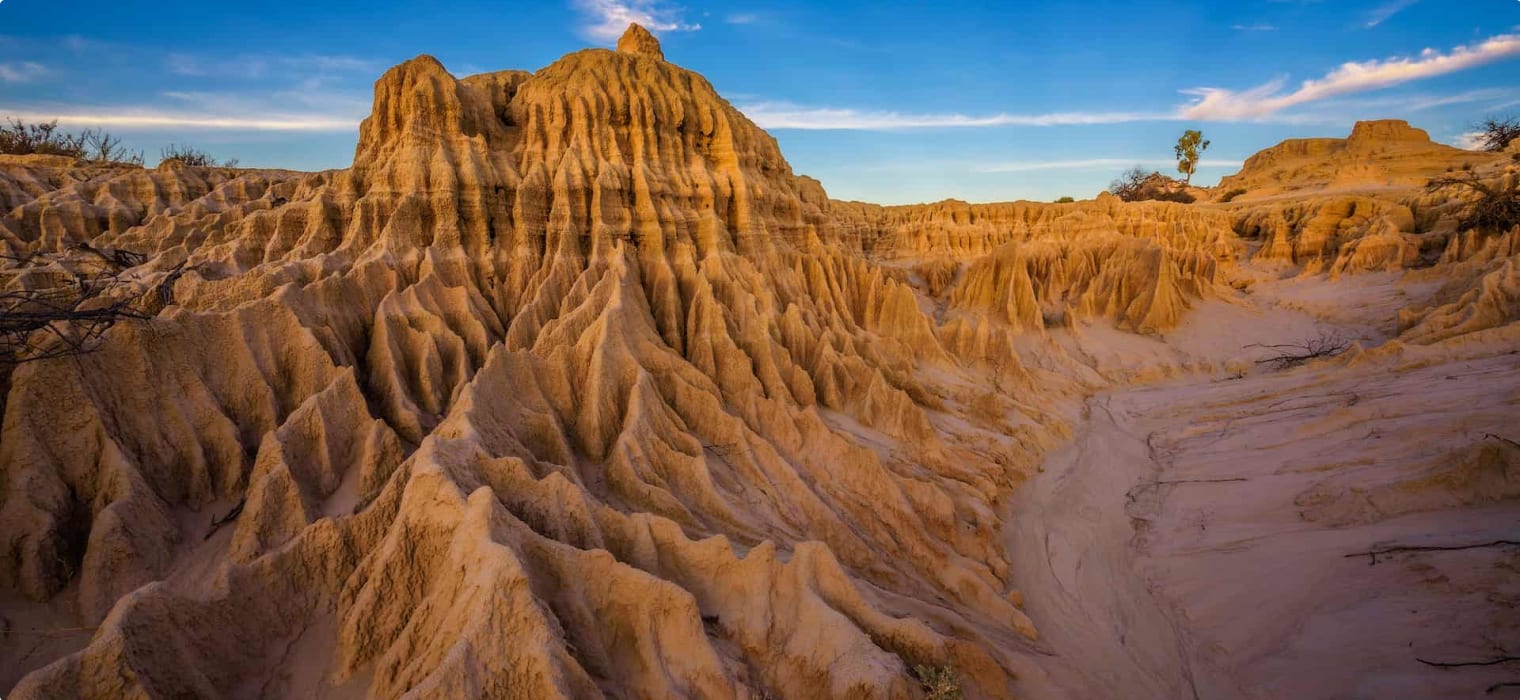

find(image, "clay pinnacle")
[616,23,664,61]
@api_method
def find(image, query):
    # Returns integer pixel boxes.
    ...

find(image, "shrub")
[0,118,142,165]
[0,118,85,157]
[1426,172,1520,234]
[1219,188,1248,203]
[1109,166,1194,203]
[160,144,237,168]
[1054,196,1075,203]
[1472,114,1519,152]
[914,665,963,700]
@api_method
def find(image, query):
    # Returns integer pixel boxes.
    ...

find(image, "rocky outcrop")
[1215,119,1508,201]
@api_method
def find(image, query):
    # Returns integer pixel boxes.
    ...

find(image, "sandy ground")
[1005,332,1520,699]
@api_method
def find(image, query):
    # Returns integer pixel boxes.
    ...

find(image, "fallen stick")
[1344,540,1520,566]
[204,497,247,540]
[1484,433,1520,449]
[1417,655,1520,668]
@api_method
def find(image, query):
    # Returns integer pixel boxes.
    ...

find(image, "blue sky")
[1,0,1517,203]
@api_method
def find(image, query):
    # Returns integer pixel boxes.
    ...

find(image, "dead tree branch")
[1416,655,1520,668]
[1484,433,1520,450]
[1345,540,1520,566]
[203,497,246,540]
[1245,331,1351,370]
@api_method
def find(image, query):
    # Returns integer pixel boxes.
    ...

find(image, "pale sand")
[1005,294,1520,699]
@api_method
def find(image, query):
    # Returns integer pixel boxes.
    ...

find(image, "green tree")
[1174,129,1210,185]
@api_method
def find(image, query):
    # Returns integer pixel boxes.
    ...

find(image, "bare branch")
[1245,331,1351,370]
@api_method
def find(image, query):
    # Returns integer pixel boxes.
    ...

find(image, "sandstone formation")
[1214,119,1509,201]
[2,25,1518,700]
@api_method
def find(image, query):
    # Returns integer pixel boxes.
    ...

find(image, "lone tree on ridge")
[1174,129,1210,185]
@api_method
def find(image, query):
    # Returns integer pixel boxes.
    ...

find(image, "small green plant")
[1219,188,1248,203]
[160,144,237,168]
[1054,196,1075,203]
[914,664,963,700]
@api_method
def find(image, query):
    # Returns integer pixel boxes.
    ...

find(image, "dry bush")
[1054,196,1075,203]
[1472,114,1519,153]
[160,144,238,168]
[1246,331,1351,370]
[913,665,963,700]
[1426,172,1520,234]
[1219,188,1248,203]
[0,117,143,165]
[0,248,152,364]
[1109,167,1195,203]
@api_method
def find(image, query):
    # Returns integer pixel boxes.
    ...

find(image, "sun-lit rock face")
[1214,119,1509,201]
[2,25,1518,700]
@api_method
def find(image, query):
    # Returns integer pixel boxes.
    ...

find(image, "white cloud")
[573,0,701,43]
[972,158,1242,173]
[739,102,1168,130]
[1231,24,1277,31]
[1180,33,1520,120]
[1364,0,1419,28]
[7,110,357,131]
[166,53,376,79]
[0,61,47,83]
[1451,131,1487,150]
[725,12,760,25]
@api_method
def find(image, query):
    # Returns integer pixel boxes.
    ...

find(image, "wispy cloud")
[9,87,371,133]
[0,61,48,83]
[739,102,1168,130]
[573,0,701,42]
[1180,33,1520,120]
[725,12,761,25]
[1232,24,1277,31]
[1450,131,1487,150]
[748,34,1520,130]
[5,109,357,131]
[1364,0,1419,28]
[165,53,376,79]
[971,158,1242,173]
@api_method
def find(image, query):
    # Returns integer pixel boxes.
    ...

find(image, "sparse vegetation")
[1110,166,1196,203]
[0,117,143,165]
[1174,129,1210,185]
[1471,114,1519,152]
[914,664,963,700]
[160,144,238,168]
[1246,331,1351,370]
[1219,187,1248,203]
[1054,196,1075,203]
[1426,172,1520,234]
[0,247,153,364]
